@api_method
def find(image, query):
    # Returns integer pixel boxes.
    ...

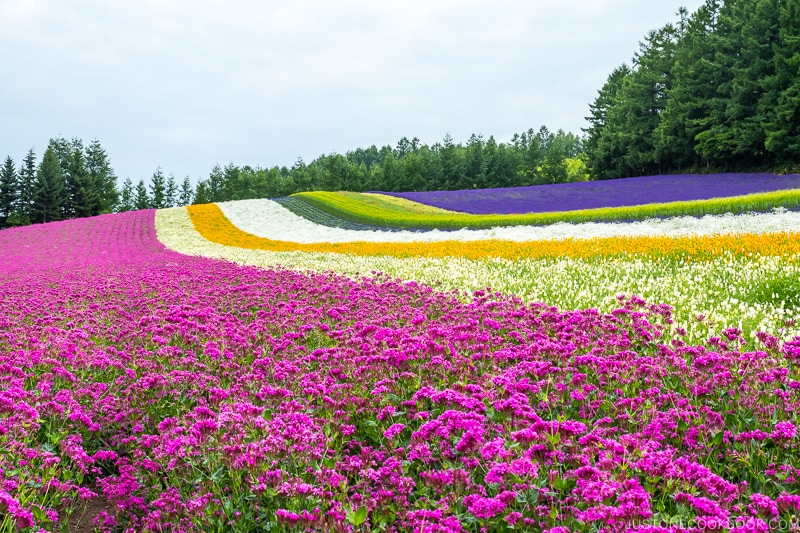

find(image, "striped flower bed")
[220,199,800,244]
[155,203,800,344]
[1,194,799,532]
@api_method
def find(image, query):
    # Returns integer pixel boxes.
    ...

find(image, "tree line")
[1,129,586,228]
[0,138,120,228]
[0,138,198,229]
[193,128,586,204]
[585,0,800,179]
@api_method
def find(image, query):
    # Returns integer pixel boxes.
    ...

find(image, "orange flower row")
[187,203,800,261]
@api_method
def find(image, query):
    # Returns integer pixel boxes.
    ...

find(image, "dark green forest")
[1,0,798,228]
[587,0,800,179]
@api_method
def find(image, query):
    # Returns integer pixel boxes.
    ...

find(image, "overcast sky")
[1,0,706,183]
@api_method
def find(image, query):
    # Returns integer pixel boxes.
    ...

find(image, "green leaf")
[347,506,367,526]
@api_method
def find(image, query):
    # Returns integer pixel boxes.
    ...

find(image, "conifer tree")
[86,139,118,214]
[148,168,167,208]
[764,0,800,165]
[193,181,210,205]
[134,179,149,210]
[178,175,193,206]
[117,178,135,212]
[64,139,95,218]
[164,172,178,208]
[207,165,224,202]
[31,146,66,223]
[654,2,721,170]
[18,149,37,222]
[0,156,18,228]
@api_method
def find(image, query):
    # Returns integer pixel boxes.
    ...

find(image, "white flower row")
[217,198,800,243]
[156,206,800,344]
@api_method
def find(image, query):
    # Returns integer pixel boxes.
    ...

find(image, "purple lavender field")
[382,173,800,214]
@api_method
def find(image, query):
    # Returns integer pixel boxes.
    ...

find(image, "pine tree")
[764,0,800,165]
[221,163,242,200]
[724,0,780,167]
[178,175,193,206]
[18,149,37,222]
[64,139,95,218]
[619,25,680,176]
[193,181,210,205]
[164,172,178,207]
[134,179,150,210]
[31,146,66,224]
[654,1,722,170]
[584,65,631,179]
[0,156,18,228]
[693,0,750,167]
[117,178,134,212]
[48,137,72,179]
[207,165,224,202]
[148,168,166,209]
[86,139,118,214]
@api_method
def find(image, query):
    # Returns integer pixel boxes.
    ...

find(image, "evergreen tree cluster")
[0,138,119,228]
[115,169,193,213]
[1,138,201,229]
[586,0,800,179]
[192,128,587,204]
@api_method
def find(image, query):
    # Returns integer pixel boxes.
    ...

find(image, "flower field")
[291,188,800,231]
[382,173,800,215]
[2,184,800,532]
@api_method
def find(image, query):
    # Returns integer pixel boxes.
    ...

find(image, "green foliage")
[63,138,98,218]
[746,272,800,311]
[149,167,167,209]
[763,0,800,165]
[118,178,135,212]
[163,172,177,208]
[18,149,37,220]
[86,139,119,214]
[134,178,150,210]
[191,129,586,203]
[586,0,800,177]
[31,146,67,224]
[293,188,800,229]
[178,175,194,206]
[0,156,18,228]
[5,138,119,227]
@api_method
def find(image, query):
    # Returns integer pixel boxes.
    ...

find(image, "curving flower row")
[156,205,800,344]
[219,199,800,244]
[1,209,800,533]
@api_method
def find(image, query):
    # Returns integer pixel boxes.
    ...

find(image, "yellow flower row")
[187,203,800,261]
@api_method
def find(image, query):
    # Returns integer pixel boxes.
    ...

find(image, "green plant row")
[292,189,800,229]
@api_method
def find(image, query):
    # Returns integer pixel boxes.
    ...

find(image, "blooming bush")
[2,210,800,532]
